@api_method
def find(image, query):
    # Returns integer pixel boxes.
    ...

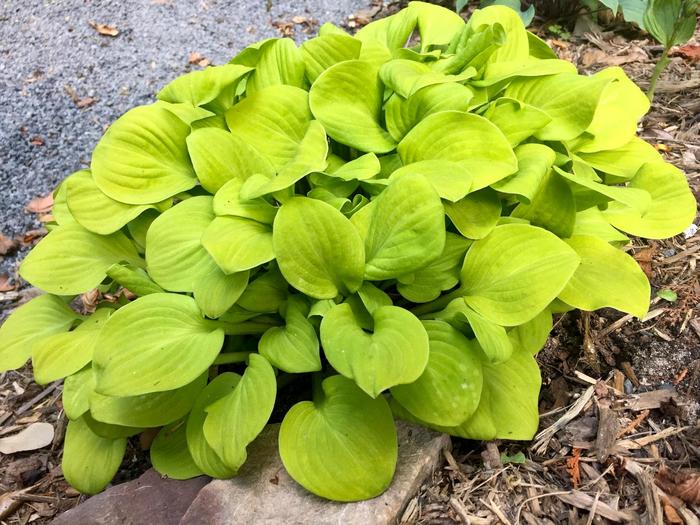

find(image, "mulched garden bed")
[1,2,698,523]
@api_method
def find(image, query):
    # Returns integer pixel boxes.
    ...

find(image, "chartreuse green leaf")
[273,197,365,299]
[354,3,417,50]
[83,413,142,439]
[492,143,555,203]
[320,302,429,397]
[226,85,312,170]
[151,420,204,480]
[52,178,76,226]
[570,67,650,153]
[157,64,252,110]
[259,296,321,373]
[186,127,275,193]
[213,178,278,224]
[508,308,552,355]
[362,173,445,280]
[32,309,112,385]
[391,160,473,202]
[106,263,164,296]
[385,83,474,143]
[186,373,239,478]
[439,346,540,440]
[398,111,517,190]
[445,189,502,240]
[202,217,274,273]
[157,100,214,125]
[411,1,465,50]
[555,166,651,215]
[279,375,397,501]
[391,321,482,426]
[62,416,126,494]
[93,293,224,396]
[146,196,221,292]
[309,60,396,153]
[511,168,576,238]
[203,354,276,473]
[238,120,328,199]
[559,235,650,318]
[483,98,552,147]
[237,266,288,313]
[468,4,529,62]
[65,170,157,234]
[603,162,696,239]
[92,104,196,204]
[301,33,362,83]
[577,137,662,180]
[398,233,470,303]
[379,60,475,99]
[504,73,610,141]
[245,38,305,94]
[527,31,557,59]
[63,366,95,420]
[325,153,380,182]
[460,224,580,326]
[193,269,249,319]
[90,373,206,428]
[477,59,576,86]
[572,207,630,244]
[20,224,142,295]
[0,295,79,372]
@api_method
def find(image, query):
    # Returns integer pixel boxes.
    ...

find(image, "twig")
[533,386,595,454]
[15,382,61,415]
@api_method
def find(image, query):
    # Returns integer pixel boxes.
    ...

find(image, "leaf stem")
[409,286,468,317]
[213,351,252,365]
[214,321,276,335]
[646,47,670,102]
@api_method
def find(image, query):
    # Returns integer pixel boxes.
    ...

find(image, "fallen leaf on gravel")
[656,464,700,505]
[25,194,53,214]
[0,423,54,454]
[0,275,15,292]
[89,21,119,37]
[272,20,295,37]
[77,97,97,108]
[29,136,45,146]
[188,52,210,67]
[19,228,48,245]
[671,44,700,63]
[0,234,17,256]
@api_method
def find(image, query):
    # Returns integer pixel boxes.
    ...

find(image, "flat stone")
[180,422,450,525]
[53,469,210,525]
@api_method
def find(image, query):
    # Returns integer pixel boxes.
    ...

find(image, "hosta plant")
[0,1,696,502]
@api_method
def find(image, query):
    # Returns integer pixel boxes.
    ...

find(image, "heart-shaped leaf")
[62,416,126,494]
[0,294,79,372]
[362,173,445,280]
[202,216,275,273]
[151,420,204,480]
[92,104,196,204]
[445,188,501,240]
[460,224,580,326]
[320,302,429,397]
[203,354,276,472]
[93,293,224,396]
[273,197,365,299]
[279,375,397,501]
[309,60,396,153]
[259,296,321,373]
[20,224,142,296]
[391,320,483,426]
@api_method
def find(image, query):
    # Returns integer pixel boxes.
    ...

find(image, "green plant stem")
[214,321,276,335]
[409,285,468,317]
[646,47,670,102]
[213,351,252,365]
[311,373,324,403]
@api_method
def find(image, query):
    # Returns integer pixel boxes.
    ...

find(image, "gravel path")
[0,0,368,278]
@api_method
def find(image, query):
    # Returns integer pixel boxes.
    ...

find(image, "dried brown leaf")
[0,233,18,256]
[188,51,210,67]
[29,136,45,146]
[0,274,15,292]
[0,423,54,454]
[76,97,97,108]
[671,44,700,63]
[25,194,53,214]
[656,465,700,505]
[89,21,119,37]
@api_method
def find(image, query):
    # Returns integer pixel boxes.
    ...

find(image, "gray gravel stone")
[180,422,450,525]
[0,0,369,280]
